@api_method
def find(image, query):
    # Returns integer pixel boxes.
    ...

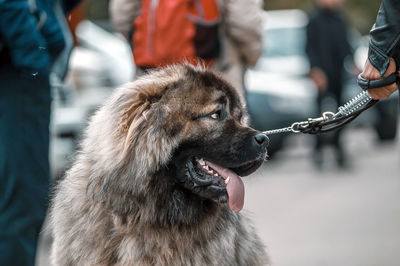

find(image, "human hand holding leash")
[360,57,399,99]
[309,67,328,92]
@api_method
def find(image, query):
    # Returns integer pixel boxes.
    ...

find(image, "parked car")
[245,9,398,156]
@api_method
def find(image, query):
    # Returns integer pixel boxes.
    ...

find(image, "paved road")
[37,126,399,266]
[244,126,400,266]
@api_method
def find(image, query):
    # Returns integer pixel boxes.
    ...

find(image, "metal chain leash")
[262,91,375,136]
[262,126,293,135]
[262,111,336,135]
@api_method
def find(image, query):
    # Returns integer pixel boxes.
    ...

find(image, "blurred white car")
[50,20,134,177]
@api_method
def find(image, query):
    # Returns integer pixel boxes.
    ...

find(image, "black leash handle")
[357,73,399,91]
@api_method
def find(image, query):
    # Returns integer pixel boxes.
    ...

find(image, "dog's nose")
[254,133,269,147]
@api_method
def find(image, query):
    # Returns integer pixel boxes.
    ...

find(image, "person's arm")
[361,0,400,99]
[0,0,51,74]
[109,0,141,40]
[305,18,320,70]
[222,0,263,66]
[306,16,327,92]
[368,0,400,76]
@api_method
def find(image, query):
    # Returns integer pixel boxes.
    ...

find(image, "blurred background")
[36,0,399,265]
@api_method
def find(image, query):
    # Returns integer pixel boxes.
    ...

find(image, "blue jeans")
[0,69,51,266]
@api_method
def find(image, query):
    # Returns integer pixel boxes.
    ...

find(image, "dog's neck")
[108,174,231,231]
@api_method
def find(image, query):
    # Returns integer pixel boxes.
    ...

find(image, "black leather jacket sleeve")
[368,0,400,76]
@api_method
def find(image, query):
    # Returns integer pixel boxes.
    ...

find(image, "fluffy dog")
[50,64,269,265]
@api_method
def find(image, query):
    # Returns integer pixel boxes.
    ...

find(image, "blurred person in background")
[306,0,353,169]
[360,0,399,100]
[109,0,263,96]
[0,0,80,265]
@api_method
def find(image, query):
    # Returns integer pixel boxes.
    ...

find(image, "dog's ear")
[117,81,178,174]
[122,96,152,154]
[120,80,167,152]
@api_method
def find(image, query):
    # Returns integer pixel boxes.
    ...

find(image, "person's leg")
[0,71,51,266]
[332,129,348,168]
[332,83,350,168]
[313,92,324,168]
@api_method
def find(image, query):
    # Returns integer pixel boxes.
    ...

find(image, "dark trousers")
[315,83,343,150]
[0,69,51,266]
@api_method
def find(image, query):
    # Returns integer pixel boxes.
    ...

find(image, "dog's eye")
[210,110,221,120]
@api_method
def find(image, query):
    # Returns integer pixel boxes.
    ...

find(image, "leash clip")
[290,111,334,133]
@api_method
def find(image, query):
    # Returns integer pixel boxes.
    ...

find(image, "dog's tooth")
[199,158,205,166]
[225,176,230,185]
[204,165,209,170]
[214,173,218,177]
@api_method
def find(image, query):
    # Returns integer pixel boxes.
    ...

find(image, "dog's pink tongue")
[204,161,245,213]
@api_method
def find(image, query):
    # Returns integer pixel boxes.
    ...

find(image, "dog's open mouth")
[185,157,263,213]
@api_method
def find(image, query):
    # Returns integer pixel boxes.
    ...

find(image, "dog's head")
[162,70,269,213]
[86,64,268,216]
